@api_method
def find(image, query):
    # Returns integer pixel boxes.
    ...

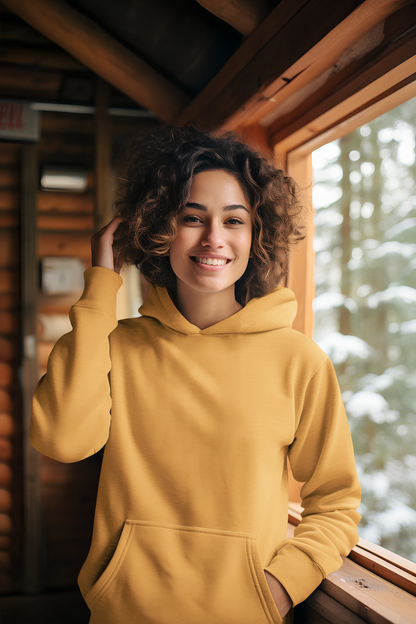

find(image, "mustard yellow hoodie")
[31,267,361,624]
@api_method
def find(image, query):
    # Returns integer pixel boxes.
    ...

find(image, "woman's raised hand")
[91,216,124,275]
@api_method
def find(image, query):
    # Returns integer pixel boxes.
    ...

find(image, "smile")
[190,257,232,271]
[192,256,231,266]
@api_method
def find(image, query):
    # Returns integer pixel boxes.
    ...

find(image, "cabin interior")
[0,0,416,622]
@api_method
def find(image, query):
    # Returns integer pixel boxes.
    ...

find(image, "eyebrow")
[184,202,250,214]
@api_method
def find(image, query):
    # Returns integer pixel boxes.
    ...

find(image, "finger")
[114,251,125,275]
[92,216,123,240]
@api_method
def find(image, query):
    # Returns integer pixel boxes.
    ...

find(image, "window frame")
[274,58,416,616]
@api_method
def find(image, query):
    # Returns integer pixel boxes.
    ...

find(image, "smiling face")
[169,169,252,299]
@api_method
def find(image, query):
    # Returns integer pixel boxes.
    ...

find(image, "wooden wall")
[36,112,97,591]
[0,107,158,593]
[0,143,22,594]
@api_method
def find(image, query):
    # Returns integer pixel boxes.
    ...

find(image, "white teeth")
[194,257,228,265]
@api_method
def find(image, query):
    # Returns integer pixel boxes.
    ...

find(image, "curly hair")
[113,124,305,306]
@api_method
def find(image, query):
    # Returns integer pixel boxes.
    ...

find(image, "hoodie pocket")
[84,520,283,624]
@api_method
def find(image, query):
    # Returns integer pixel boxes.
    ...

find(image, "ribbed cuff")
[264,544,325,606]
[75,267,123,319]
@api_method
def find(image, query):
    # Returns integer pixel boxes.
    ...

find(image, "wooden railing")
[288,503,416,623]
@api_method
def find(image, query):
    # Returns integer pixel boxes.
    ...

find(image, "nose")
[200,219,225,248]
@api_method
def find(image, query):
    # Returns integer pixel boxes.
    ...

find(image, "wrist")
[264,570,292,618]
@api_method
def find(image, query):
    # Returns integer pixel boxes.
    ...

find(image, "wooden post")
[20,144,44,594]
[94,78,112,232]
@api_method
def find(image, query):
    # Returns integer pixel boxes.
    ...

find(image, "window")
[311,96,416,562]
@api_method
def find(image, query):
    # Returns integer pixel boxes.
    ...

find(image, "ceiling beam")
[177,0,411,129]
[195,0,272,36]
[1,0,190,122]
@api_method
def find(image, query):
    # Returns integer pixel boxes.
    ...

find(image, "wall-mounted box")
[40,257,85,294]
[0,100,40,142]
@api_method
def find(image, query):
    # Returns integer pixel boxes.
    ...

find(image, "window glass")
[311,96,416,562]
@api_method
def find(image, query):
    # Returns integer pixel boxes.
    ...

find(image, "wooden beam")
[269,4,416,146]
[195,0,272,36]
[177,0,308,126]
[177,0,411,129]
[1,0,190,123]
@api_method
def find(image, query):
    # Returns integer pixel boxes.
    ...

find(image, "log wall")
[0,143,22,594]
[1,103,157,592]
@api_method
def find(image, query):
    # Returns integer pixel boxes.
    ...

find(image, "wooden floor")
[0,590,90,624]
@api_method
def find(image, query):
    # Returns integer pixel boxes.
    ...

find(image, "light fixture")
[40,165,88,192]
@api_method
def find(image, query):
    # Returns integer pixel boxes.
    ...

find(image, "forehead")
[188,170,248,202]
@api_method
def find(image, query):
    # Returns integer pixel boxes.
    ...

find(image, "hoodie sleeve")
[30,266,123,463]
[264,356,361,606]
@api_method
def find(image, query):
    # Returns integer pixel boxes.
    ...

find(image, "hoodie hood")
[138,283,297,335]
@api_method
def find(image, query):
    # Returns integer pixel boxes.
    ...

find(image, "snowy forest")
[311,96,416,562]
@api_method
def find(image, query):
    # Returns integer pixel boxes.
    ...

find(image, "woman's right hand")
[91,216,124,274]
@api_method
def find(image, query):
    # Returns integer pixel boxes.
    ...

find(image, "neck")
[174,281,243,330]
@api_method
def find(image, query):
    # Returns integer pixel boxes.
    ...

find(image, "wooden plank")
[176,0,309,125]
[0,413,14,437]
[0,168,19,188]
[0,191,19,210]
[0,269,19,294]
[0,440,13,462]
[178,0,366,127]
[37,213,94,232]
[2,0,190,122]
[0,313,19,336]
[38,134,94,158]
[0,389,12,412]
[0,463,12,486]
[0,293,19,312]
[270,7,416,145]
[195,0,272,36]
[41,112,94,135]
[0,145,20,167]
[322,556,416,624]
[273,58,416,155]
[38,232,91,261]
[0,355,12,385]
[0,231,20,268]
[0,212,19,228]
[349,546,416,597]
[0,337,16,363]
[286,151,315,338]
[0,65,61,98]
[296,588,368,624]
[178,0,412,129]
[357,539,416,578]
[235,0,414,129]
[37,191,94,214]
[0,44,88,71]
[20,143,43,594]
[0,513,11,534]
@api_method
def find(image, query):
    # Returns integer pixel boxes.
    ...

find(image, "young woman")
[31,125,361,624]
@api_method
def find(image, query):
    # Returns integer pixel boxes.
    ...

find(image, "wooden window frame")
[275,61,416,622]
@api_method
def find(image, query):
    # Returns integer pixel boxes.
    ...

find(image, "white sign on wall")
[0,100,40,142]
